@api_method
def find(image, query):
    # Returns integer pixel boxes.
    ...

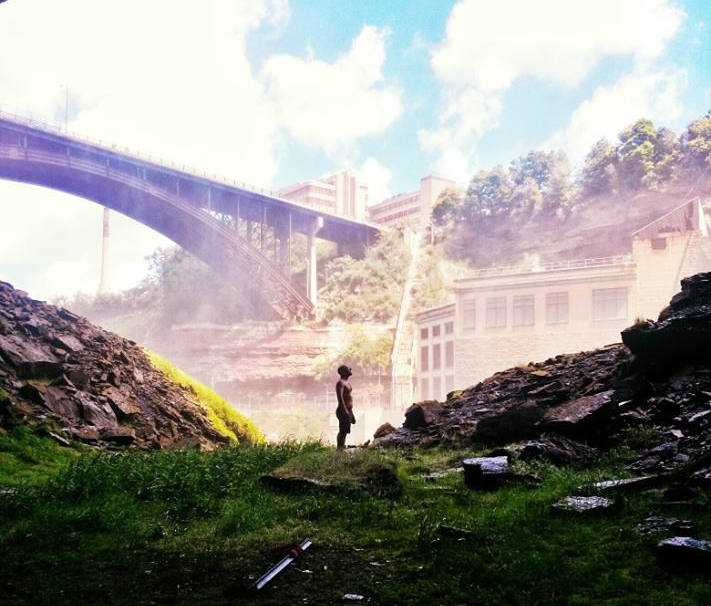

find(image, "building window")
[512,295,535,327]
[546,292,569,325]
[445,375,454,394]
[592,287,628,321]
[420,327,428,340]
[420,346,429,371]
[432,325,441,338]
[463,298,476,329]
[432,344,441,370]
[433,377,442,400]
[420,378,429,400]
[445,341,454,368]
[485,297,507,328]
[445,321,454,335]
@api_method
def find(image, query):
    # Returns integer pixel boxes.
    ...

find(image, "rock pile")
[0,281,229,449]
[375,273,711,487]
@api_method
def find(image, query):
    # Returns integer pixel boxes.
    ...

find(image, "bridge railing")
[0,107,381,230]
[0,107,282,197]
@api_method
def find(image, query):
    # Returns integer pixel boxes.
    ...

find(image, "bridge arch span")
[0,115,383,319]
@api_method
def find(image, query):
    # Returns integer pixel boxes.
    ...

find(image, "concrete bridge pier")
[307,216,324,305]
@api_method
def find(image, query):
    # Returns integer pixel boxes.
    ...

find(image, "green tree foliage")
[313,324,392,382]
[681,112,711,170]
[617,119,659,189]
[581,138,618,196]
[318,230,410,323]
[465,166,514,219]
[580,113,709,195]
[431,110,709,268]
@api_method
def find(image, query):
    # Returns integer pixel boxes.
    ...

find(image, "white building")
[368,175,456,228]
[415,198,711,401]
[278,169,369,221]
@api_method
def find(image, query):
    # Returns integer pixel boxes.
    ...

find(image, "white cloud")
[357,158,392,206]
[431,0,684,92]
[0,0,285,298]
[421,0,686,176]
[263,26,402,153]
[545,68,687,163]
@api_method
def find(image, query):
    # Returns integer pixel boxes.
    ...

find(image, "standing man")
[335,365,355,450]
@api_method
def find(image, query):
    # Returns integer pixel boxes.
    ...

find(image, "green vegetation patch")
[0,425,79,486]
[146,350,264,444]
[268,448,402,497]
[0,441,709,606]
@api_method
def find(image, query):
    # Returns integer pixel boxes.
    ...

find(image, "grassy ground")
[0,430,709,606]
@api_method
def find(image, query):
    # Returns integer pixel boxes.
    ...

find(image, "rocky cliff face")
[0,281,229,449]
[376,273,711,486]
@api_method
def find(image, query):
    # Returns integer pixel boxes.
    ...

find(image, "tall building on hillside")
[414,198,711,402]
[277,169,369,221]
[368,175,457,228]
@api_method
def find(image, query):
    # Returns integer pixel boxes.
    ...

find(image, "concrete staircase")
[390,228,423,409]
[678,230,711,285]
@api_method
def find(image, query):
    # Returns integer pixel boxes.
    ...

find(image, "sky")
[0,0,708,299]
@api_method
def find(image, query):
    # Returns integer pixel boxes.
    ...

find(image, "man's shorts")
[337,414,351,434]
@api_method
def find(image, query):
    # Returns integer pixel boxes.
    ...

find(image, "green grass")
[146,350,264,444]
[0,438,709,606]
[0,425,79,486]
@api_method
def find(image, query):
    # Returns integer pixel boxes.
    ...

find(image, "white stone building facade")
[415,199,711,401]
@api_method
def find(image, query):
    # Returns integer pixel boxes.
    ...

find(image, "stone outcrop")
[0,281,230,449]
[374,273,711,485]
[622,272,711,375]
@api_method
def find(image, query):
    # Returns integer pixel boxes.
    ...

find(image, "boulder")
[80,399,118,430]
[403,401,443,429]
[462,456,509,490]
[656,536,711,572]
[373,422,396,439]
[100,427,135,445]
[19,382,81,420]
[474,400,546,443]
[622,272,711,375]
[541,390,616,436]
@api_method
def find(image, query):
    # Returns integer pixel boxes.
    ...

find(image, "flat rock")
[463,456,509,490]
[542,390,615,435]
[581,475,664,493]
[519,434,598,466]
[551,495,614,514]
[636,516,697,536]
[656,536,711,572]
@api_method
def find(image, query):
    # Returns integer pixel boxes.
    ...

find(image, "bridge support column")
[306,217,324,305]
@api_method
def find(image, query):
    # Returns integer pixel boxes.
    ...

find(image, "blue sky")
[0,0,709,298]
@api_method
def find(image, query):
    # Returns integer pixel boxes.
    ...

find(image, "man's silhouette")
[335,365,355,450]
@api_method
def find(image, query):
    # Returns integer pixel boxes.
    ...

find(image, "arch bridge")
[0,112,379,319]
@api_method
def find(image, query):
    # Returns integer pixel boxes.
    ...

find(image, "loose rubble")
[0,280,230,449]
